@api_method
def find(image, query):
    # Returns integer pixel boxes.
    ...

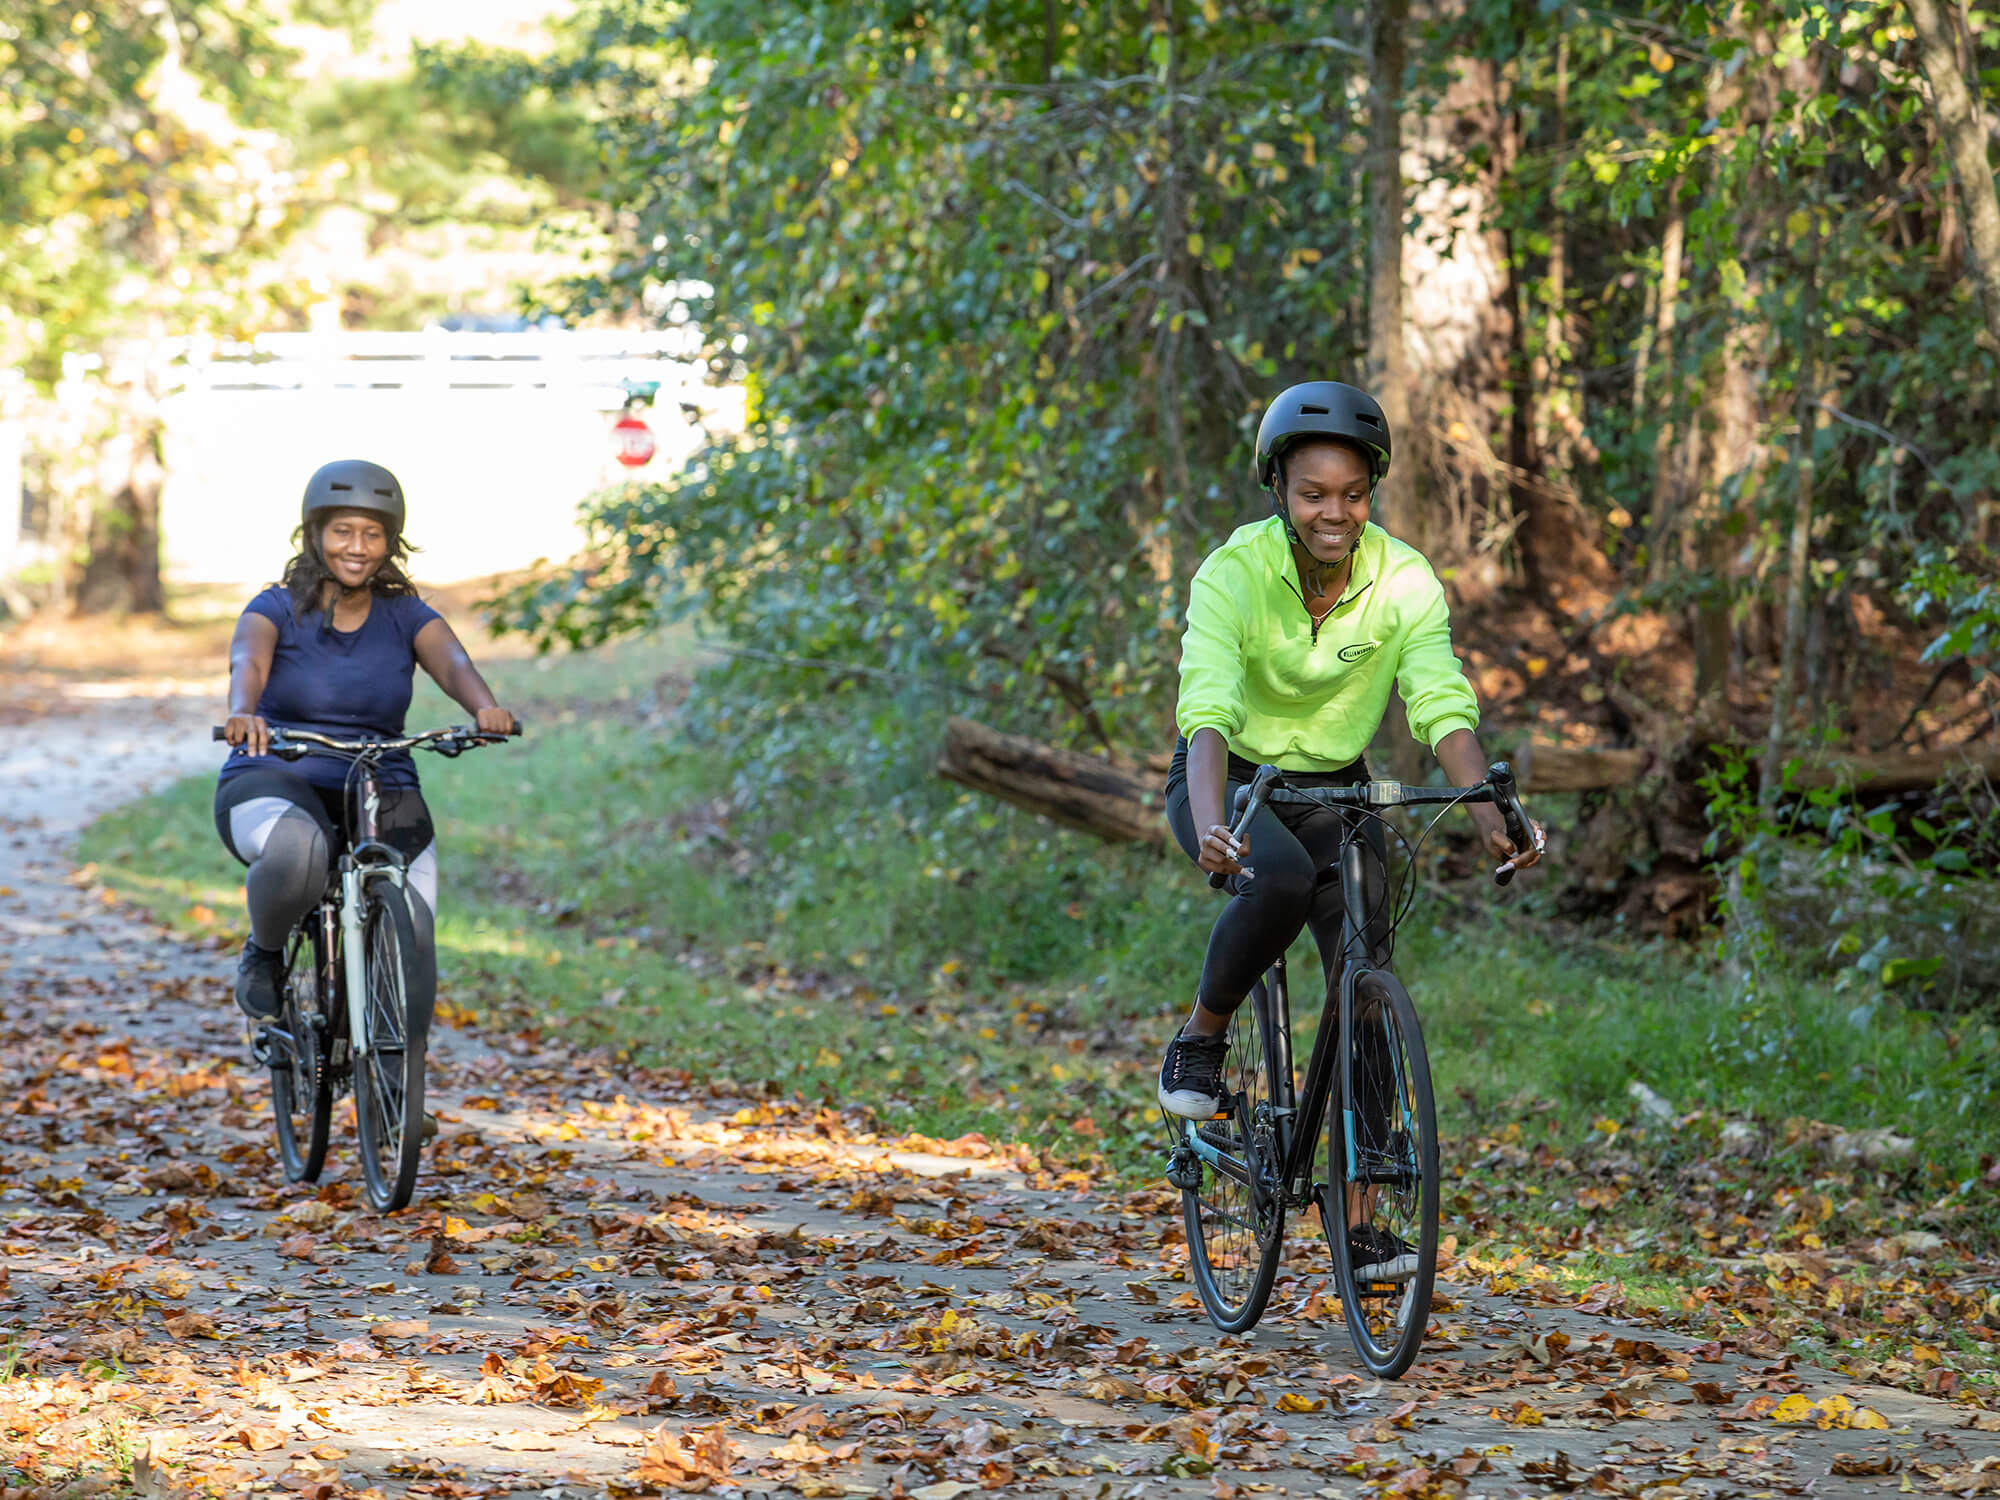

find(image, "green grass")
[80,640,1999,1229]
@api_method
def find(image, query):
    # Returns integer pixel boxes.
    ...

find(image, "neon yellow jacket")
[1175,517,1480,771]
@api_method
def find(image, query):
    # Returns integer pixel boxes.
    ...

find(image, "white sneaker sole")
[1158,1085,1225,1119]
[1351,1251,1419,1283]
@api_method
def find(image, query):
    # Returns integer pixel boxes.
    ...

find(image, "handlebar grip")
[212,726,227,741]
[1208,870,1227,890]
[1488,760,1533,888]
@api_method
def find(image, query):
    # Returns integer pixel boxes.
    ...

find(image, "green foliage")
[1700,741,2000,1011]
[492,0,1381,743]
[0,0,342,383]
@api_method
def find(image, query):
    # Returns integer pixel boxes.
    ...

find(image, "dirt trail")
[0,682,1993,1499]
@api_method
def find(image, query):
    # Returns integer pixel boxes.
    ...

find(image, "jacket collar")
[1258,516,1379,608]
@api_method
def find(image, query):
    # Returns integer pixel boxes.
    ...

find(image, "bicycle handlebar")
[1206,761,1539,891]
[213,722,524,762]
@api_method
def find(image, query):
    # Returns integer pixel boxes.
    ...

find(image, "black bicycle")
[211,722,519,1212]
[1164,761,1536,1377]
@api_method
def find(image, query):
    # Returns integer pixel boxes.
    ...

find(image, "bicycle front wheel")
[1180,977,1286,1334]
[1325,968,1439,1379]
[352,883,433,1212]
[269,920,332,1183]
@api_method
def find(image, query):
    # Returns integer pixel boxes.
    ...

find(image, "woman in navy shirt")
[216,459,516,1021]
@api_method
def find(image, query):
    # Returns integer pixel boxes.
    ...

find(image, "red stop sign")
[612,413,656,468]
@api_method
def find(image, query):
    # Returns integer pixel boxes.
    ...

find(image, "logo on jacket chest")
[1336,640,1381,665]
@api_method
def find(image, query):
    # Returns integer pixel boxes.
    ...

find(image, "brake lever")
[1207,763,1280,891]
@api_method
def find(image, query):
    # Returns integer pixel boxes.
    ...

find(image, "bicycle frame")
[1177,817,1383,1223]
[1176,767,1535,1224]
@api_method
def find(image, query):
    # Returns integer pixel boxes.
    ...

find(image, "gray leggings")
[214,766,437,965]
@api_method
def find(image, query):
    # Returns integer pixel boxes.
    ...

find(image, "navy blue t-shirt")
[219,586,442,791]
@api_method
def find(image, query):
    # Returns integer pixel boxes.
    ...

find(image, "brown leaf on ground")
[230,1425,288,1452]
[495,1432,558,1452]
[633,1424,737,1492]
[161,1309,219,1340]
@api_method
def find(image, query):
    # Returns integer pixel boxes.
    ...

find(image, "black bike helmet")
[1252,381,1393,492]
[301,459,405,534]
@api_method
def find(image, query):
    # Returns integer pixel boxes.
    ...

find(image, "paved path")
[0,684,1993,1499]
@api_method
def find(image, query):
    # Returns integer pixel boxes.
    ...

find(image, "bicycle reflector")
[1365,780,1403,806]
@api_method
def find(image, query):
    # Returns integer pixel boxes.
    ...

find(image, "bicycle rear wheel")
[1179,977,1286,1333]
[267,919,331,1183]
[352,883,432,1212]
[1325,968,1439,1378]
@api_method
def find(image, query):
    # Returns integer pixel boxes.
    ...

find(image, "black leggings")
[1165,737,1389,1017]
[214,766,437,986]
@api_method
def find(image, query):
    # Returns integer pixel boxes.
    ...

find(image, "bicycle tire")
[1325,968,1439,1378]
[1181,977,1286,1333]
[269,920,332,1183]
[352,883,432,1212]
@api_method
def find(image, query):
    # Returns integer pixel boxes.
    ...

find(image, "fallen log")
[1514,742,1649,794]
[1515,739,2000,796]
[938,717,1167,846]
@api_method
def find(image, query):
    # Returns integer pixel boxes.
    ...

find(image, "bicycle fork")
[337,857,405,1061]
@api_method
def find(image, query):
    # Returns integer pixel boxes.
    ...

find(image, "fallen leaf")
[231,1426,288,1453]
[1275,1392,1326,1413]
[1832,1452,1898,1476]
[494,1432,558,1452]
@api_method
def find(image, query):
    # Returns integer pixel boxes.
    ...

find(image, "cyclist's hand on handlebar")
[224,714,272,758]
[1197,823,1251,878]
[1484,816,1546,872]
[475,707,517,737]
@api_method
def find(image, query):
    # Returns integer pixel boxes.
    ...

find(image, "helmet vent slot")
[1299,404,1328,415]
[330,482,351,491]
[1357,413,1384,428]
[374,488,395,496]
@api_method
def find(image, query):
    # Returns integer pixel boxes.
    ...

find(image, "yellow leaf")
[1186,232,1204,258]
[1276,1393,1325,1413]
[1769,1393,1818,1424]
[1031,268,1050,295]
[1040,405,1061,429]
[1851,1407,1891,1430]
[1911,1344,1944,1365]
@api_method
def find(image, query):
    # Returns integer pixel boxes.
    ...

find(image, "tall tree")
[1905,0,2000,353]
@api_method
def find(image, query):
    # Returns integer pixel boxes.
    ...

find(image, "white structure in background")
[159,326,741,587]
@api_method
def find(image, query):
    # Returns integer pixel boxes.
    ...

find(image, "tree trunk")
[1365,0,1415,542]
[73,368,166,616]
[1641,190,1687,579]
[1907,0,2000,352]
[1762,212,1822,806]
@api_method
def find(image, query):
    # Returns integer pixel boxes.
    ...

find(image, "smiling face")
[318,509,392,590]
[1281,439,1372,569]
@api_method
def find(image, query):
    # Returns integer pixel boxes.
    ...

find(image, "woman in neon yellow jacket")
[1158,383,1542,1151]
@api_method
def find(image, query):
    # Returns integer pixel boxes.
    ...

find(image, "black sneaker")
[234,941,285,1022]
[1347,1224,1419,1283]
[1157,1030,1231,1119]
